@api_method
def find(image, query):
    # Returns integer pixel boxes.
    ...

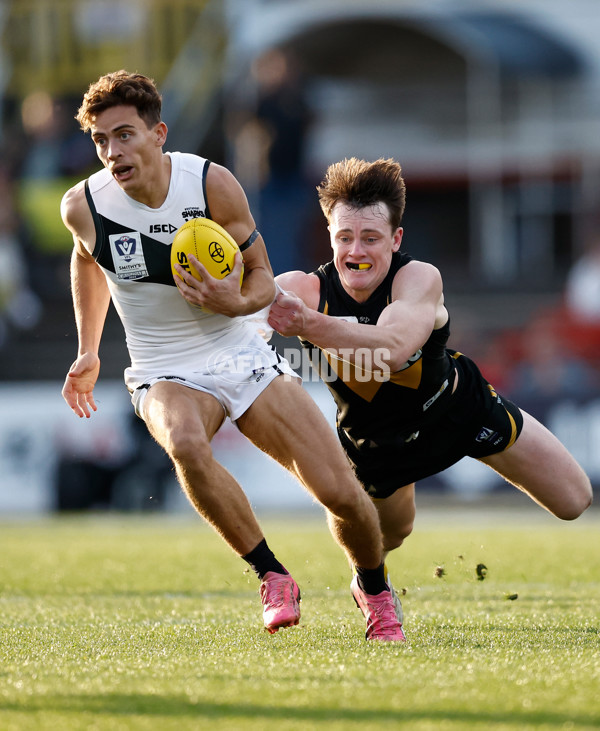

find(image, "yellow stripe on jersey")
[487,383,498,398]
[319,296,423,398]
[389,358,422,389]
[322,351,383,402]
[504,408,518,450]
[321,350,423,401]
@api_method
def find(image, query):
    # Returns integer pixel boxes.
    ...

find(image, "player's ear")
[392,227,403,252]
[154,121,168,147]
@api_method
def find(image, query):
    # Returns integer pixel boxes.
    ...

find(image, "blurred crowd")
[0,87,99,353]
[474,223,600,403]
[0,164,42,348]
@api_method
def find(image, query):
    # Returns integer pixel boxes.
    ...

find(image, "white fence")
[1,381,599,514]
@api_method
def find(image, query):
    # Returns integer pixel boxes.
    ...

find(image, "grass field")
[1,498,599,731]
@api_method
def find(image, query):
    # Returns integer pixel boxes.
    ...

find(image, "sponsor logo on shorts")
[487,384,503,405]
[423,377,448,411]
[476,427,500,444]
[207,346,278,384]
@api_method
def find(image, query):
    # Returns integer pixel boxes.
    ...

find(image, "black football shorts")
[338,351,524,499]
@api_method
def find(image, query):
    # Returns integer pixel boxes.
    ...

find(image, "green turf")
[1,504,599,730]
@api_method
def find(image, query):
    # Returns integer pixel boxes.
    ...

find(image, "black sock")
[242,539,287,580]
[355,563,389,595]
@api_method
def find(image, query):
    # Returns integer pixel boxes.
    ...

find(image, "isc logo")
[149,224,178,234]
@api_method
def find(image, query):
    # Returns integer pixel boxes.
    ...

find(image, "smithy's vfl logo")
[109,231,148,280]
[114,235,137,262]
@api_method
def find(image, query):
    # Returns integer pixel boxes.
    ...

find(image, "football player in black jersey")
[269,157,592,624]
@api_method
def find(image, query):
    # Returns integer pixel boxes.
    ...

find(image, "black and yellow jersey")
[300,251,457,452]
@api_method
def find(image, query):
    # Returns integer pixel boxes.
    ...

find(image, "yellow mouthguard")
[357,263,371,270]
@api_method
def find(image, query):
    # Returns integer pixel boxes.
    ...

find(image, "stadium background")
[1,0,600,514]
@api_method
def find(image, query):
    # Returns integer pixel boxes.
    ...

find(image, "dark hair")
[76,70,162,132]
[317,157,406,230]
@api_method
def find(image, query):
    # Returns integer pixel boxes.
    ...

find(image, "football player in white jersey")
[60,71,404,641]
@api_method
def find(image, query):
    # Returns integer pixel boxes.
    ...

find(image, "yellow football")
[171,217,243,285]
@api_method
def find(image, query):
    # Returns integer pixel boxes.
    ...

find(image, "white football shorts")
[129,330,298,423]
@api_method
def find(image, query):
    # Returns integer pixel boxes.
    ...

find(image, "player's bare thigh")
[479,410,592,519]
[236,375,362,496]
[142,380,226,450]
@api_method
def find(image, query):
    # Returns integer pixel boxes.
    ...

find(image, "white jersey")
[86,151,264,391]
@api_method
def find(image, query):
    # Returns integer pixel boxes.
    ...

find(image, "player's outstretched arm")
[60,184,111,417]
[271,263,444,373]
